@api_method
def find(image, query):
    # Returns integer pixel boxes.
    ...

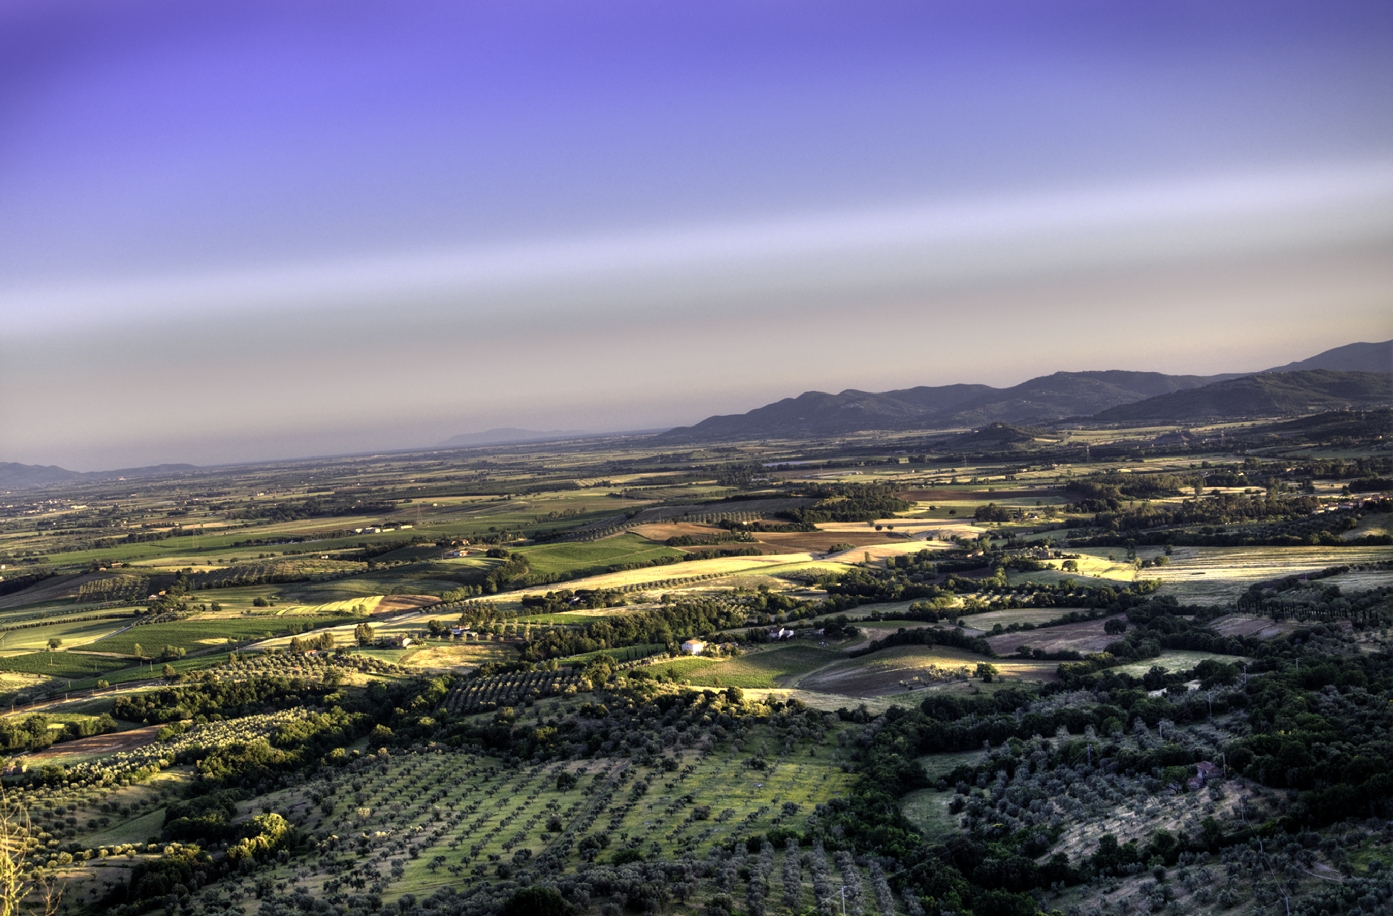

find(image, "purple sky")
[2,0,1391,469]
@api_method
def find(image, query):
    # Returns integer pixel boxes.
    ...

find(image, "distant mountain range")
[0,462,199,491]
[439,428,588,448]
[659,339,1391,441]
[5,340,1388,489]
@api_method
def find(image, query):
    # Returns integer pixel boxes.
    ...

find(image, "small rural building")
[1187,760,1222,790]
[680,639,705,656]
[769,627,795,640]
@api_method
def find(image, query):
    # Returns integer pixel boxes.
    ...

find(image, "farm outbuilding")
[680,639,705,656]
[1187,760,1223,790]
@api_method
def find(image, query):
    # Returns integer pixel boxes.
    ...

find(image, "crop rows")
[14,709,315,850]
[443,670,584,714]
[75,574,150,602]
[215,651,411,680]
[272,733,869,909]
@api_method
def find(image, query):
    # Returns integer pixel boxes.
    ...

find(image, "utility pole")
[840,886,848,916]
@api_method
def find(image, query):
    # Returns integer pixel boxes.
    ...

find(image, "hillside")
[1261,338,1391,375]
[0,462,81,489]
[1091,370,1392,424]
[659,370,1215,441]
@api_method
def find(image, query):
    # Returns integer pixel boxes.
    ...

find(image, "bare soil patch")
[375,595,438,615]
[25,724,164,763]
[985,616,1124,656]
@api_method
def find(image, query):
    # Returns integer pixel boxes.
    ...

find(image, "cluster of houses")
[351,524,413,534]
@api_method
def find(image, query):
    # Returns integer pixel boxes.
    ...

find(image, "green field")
[82,808,167,849]
[798,644,1058,697]
[0,615,136,653]
[247,714,858,903]
[644,644,840,688]
[89,615,353,656]
[518,534,685,578]
[0,651,132,679]
[1112,649,1250,677]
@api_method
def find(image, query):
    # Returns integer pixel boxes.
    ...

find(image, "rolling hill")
[1260,339,1391,375]
[1089,370,1392,424]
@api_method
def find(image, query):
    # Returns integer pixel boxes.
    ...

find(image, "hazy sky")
[2,0,1391,470]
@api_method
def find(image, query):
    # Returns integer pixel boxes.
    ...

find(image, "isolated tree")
[132,643,144,660]
[354,623,375,646]
[975,662,998,683]
[46,638,61,652]
[162,664,176,679]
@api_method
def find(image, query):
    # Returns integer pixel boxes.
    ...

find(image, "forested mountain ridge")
[1090,370,1392,424]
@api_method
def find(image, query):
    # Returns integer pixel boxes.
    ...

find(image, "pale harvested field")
[823,541,954,563]
[1209,614,1301,639]
[752,529,916,554]
[273,595,384,616]
[900,489,1060,502]
[1149,545,1393,604]
[399,643,517,671]
[628,522,726,540]
[957,607,1090,629]
[985,616,1125,656]
[509,553,850,596]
